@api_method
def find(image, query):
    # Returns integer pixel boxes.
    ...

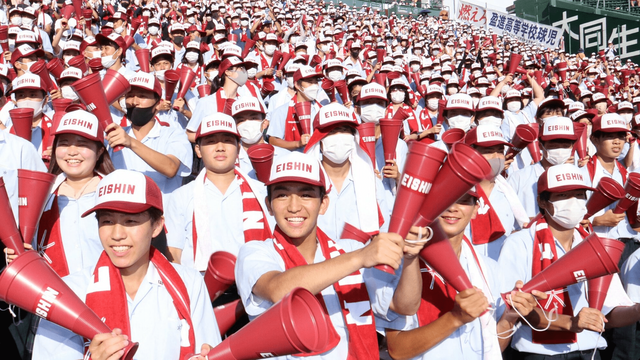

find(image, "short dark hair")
[266,184,327,202]
[538,191,551,215]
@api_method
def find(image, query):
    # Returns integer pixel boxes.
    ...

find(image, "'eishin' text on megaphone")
[0,251,139,359]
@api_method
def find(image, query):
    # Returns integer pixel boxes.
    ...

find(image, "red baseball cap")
[537,164,593,194]
[265,152,331,193]
[54,109,104,143]
[82,170,163,217]
[464,125,512,147]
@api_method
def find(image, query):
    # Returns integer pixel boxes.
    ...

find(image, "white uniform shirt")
[32,262,222,359]
[109,121,193,194]
[374,137,408,212]
[507,162,545,218]
[236,237,402,360]
[164,176,273,269]
[498,228,633,355]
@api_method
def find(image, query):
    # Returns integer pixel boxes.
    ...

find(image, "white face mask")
[188,17,196,24]
[427,98,439,111]
[247,68,257,78]
[321,133,353,164]
[390,91,405,104]
[478,116,502,127]
[447,115,472,132]
[432,50,439,56]
[149,26,159,35]
[207,70,218,81]
[442,74,451,81]
[360,103,385,124]
[61,86,79,101]
[423,70,432,77]
[447,87,458,95]
[91,50,102,59]
[543,146,572,165]
[264,44,277,56]
[155,69,166,81]
[286,75,294,89]
[21,18,34,28]
[185,52,199,63]
[237,120,263,144]
[320,44,329,53]
[507,101,521,112]
[411,64,420,72]
[328,70,342,82]
[486,74,496,81]
[241,20,249,27]
[16,98,44,117]
[550,197,587,229]
[114,26,125,34]
[20,60,35,73]
[622,113,633,122]
[101,52,118,69]
[302,84,319,101]
[63,55,74,66]
[8,39,15,52]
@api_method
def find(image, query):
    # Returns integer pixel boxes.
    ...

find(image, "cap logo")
[605,118,626,127]
[323,109,350,119]
[61,117,95,131]
[479,130,503,141]
[233,100,259,112]
[98,183,136,197]
[545,124,572,133]
[275,161,313,174]
[555,172,583,182]
[130,76,152,85]
[204,119,234,130]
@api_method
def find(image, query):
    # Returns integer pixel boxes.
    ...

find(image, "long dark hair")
[48,136,116,176]
[209,72,227,95]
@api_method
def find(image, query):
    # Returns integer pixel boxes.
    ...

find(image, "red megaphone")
[46,58,65,79]
[358,122,376,166]
[0,251,139,359]
[613,173,640,214]
[173,67,197,110]
[321,79,335,103]
[390,142,447,239]
[123,35,135,50]
[135,48,150,73]
[18,169,56,243]
[223,99,235,116]
[71,0,83,21]
[334,80,349,104]
[524,123,541,163]
[372,73,386,88]
[242,39,256,59]
[0,178,25,255]
[436,99,447,126]
[196,84,211,98]
[71,73,123,151]
[89,58,103,72]
[585,177,625,218]
[277,52,292,72]
[10,108,34,142]
[294,102,312,135]
[416,142,492,226]
[309,55,322,68]
[419,221,473,292]
[588,275,613,311]
[501,234,624,307]
[491,34,497,46]
[204,252,236,302]
[260,81,275,99]
[376,48,385,64]
[508,53,523,75]
[0,25,8,52]
[556,61,568,82]
[68,55,88,74]
[472,35,479,49]
[573,122,588,160]
[213,299,246,336]
[506,124,537,159]
[379,119,403,162]
[271,51,283,69]
[130,17,143,34]
[442,128,465,149]
[30,60,58,92]
[339,224,393,274]
[102,69,131,105]
[247,144,275,183]
[164,69,180,102]
[195,287,333,360]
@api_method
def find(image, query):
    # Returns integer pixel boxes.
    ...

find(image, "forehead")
[270,181,321,194]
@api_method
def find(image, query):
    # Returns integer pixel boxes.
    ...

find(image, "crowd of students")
[1,0,640,359]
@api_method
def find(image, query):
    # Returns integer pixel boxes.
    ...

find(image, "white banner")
[486,10,563,49]
[457,1,486,27]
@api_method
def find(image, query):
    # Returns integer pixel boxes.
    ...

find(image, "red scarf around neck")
[586,155,628,184]
[271,226,379,360]
[37,191,69,277]
[470,185,506,245]
[85,248,195,359]
[192,169,272,259]
[530,218,579,344]
[259,53,275,83]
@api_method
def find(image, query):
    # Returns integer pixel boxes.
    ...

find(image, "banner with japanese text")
[486,11,563,49]
[457,1,486,27]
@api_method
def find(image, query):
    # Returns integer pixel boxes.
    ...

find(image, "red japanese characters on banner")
[457,1,486,26]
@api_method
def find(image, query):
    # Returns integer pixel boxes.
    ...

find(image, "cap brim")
[544,184,595,193]
[539,134,580,142]
[81,202,153,218]
[476,140,513,147]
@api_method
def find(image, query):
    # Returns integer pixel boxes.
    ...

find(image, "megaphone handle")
[121,341,139,360]
[105,128,124,152]
[375,264,395,274]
